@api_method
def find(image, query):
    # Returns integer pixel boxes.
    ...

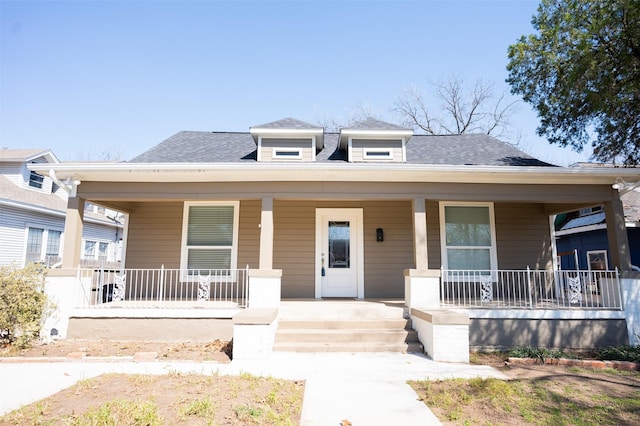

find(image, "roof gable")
[0,149,59,163]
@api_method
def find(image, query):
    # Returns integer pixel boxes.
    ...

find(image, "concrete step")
[277,319,411,330]
[273,341,424,353]
[275,328,419,344]
[274,318,423,353]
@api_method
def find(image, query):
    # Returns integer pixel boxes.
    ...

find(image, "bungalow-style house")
[0,149,125,268]
[30,119,640,361]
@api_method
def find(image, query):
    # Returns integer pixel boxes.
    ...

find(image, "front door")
[315,208,363,298]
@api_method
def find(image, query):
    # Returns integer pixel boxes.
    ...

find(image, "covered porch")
[33,164,640,355]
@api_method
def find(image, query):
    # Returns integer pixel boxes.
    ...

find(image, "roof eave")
[28,162,640,186]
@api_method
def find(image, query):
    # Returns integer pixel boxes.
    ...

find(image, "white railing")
[77,266,249,309]
[441,268,622,309]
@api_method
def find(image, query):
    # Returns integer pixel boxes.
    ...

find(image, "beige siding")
[274,200,413,298]
[125,200,260,270]
[260,138,314,162]
[350,139,403,162]
[237,200,261,268]
[494,203,553,269]
[126,202,183,268]
[426,201,442,269]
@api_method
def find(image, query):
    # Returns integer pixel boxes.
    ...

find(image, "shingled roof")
[130,117,553,167]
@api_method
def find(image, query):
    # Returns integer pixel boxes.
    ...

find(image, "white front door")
[315,208,364,298]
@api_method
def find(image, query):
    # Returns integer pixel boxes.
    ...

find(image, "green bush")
[0,263,48,348]
[508,346,578,362]
[596,345,640,363]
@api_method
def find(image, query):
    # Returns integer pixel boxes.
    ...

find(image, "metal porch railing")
[441,268,622,309]
[76,265,249,309]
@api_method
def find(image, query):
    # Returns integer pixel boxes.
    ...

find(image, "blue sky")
[1,0,592,165]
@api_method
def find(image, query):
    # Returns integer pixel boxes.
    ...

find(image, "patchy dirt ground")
[2,343,640,425]
[0,339,232,362]
[414,352,640,425]
[0,373,304,425]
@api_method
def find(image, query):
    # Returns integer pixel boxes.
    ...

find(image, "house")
[555,164,640,272]
[29,118,640,360]
[0,149,125,268]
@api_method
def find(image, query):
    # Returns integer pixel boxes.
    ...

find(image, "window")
[25,227,61,265]
[84,241,96,258]
[181,202,239,273]
[440,203,497,272]
[45,230,61,264]
[98,242,109,261]
[363,148,393,160]
[587,250,608,271]
[26,228,44,263]
[579,206,603,216]
[28,170,44,189]
[272,148,302,159]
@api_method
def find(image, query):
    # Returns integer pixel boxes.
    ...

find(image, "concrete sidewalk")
[0,352,506,425]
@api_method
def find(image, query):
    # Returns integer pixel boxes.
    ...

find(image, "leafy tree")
[394,76,519,138]
[507,0,640,164]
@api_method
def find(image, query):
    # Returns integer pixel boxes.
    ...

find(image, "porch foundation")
[248,269,282,308]
[410,308,470,363]
[621,273,640,345]
[41,270,85,340]
[404,269,441,309]
[232,308,278,360]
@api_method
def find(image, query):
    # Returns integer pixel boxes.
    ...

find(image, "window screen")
[185,205,236,271]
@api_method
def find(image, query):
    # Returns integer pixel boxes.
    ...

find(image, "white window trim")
[180,201,240,277]
[23,223,64,266]
[439,201,498,274]
[272,147,303,160]
[586,249,608,271]
[363,148,393,160]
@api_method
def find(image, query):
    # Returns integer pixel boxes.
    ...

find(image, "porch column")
[412,197,428,270]
[259,197,274,270]
[61,196,85,269]
[604,195,632,271]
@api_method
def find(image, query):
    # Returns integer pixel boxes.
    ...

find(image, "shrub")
[508,346,578,363]
[596,345,640,363]
[0,263,48,348]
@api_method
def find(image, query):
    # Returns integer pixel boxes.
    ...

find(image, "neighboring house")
[30,118,640,356]
[0,149,125,268]
[555,165,640,272]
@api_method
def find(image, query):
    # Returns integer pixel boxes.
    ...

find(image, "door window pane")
[328,221,350,268]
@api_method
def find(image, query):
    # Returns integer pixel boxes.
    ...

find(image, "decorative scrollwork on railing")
[112,274,126,301]
[567,275,582,304]
[198,274,211,301]
[479,275,493,302]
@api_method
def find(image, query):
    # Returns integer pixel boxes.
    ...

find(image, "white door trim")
[315,208,364,299]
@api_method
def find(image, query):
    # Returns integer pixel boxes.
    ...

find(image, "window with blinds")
[440,203,497,272]
[181,202,239,272]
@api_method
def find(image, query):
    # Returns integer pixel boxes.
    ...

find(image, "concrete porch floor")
[278,298,407,320]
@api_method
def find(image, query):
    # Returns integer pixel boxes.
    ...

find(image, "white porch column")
[412,197,428,270]
[621,272,640,345]
[259,197,274,270]
[61,196,85,269]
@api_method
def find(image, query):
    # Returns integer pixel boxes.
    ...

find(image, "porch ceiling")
[29,162,640,186]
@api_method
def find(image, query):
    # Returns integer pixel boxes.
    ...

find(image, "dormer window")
[339,118,413,163]
[273,148,302,159]
[29,170,44,189]
[363,148,393,160]
[250,118,324,162]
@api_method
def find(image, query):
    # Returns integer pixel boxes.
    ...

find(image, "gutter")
[29,162,640,186]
